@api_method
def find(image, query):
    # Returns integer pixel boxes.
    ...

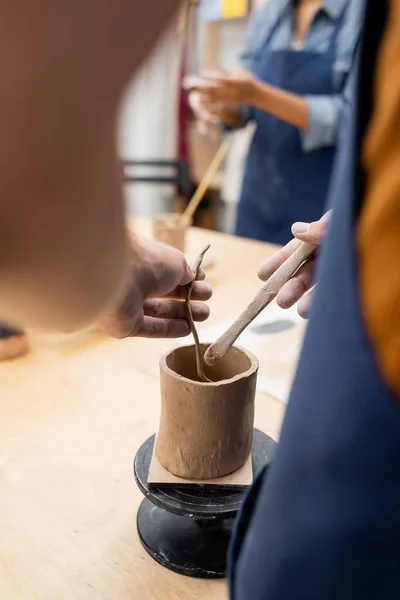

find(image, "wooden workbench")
[0,221,288,600]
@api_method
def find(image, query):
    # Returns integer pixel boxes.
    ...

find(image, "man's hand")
[257,212,331,318]
[98,238,212,338]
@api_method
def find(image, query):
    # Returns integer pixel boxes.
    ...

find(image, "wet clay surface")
[166,344,252,383]
[155,345,258,480]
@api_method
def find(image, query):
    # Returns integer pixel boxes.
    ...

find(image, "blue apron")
[235,8,346,244]
[228,68,400,598]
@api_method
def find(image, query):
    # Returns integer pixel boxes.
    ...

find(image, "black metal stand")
[134,429,276,578]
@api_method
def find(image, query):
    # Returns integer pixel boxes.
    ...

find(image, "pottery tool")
[185,244,211,382]
[204,241,316,366]
[180,139,229,227]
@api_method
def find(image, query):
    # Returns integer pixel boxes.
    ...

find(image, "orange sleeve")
[358,0,400,397]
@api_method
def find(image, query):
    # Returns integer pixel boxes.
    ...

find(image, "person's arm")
[246,0,364,151]
[0,1,180,331]
[189,1,279,130]
[249,51,359,151]
[197,55,359,151]
[248,80,309,128]
[196,0,363,151]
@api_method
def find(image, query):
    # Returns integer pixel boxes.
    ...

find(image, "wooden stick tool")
[185,244,211,381]
[180,139,229,227]
[204,241,316,366]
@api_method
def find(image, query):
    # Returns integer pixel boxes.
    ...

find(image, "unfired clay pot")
[153,213,189,253]
[155,344,259,480]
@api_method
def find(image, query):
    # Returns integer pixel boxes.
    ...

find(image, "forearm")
[251,80,344,151]
[0,121,132,331]
[0,0,182,331]
[251,80,309,129]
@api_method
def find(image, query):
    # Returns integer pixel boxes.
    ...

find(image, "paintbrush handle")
[181,140,229,226]
[204,241,315,366]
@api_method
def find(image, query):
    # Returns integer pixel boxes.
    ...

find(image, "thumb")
[292,211,331,245]
[179,262,195,286]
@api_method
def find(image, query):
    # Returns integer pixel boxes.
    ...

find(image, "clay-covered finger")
[166,280,212,301]
[257,238,302,281]
[275,259,315,308]
[188,264,206,281]
[190,280,213,300]
[180,262,206,286]
[297,286,315,319]
[133,317,192,338]
[144,299,210,322]
[179,262,196,286]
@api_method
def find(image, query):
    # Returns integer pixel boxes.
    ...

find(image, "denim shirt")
[238,0,365,152]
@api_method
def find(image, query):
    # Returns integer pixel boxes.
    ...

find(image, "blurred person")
[0,1,211,338]
[190,0,363,244]
[228,1,400,598]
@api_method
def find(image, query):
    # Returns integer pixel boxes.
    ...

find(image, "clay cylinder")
[153,213,188,253]
[155,344,258,480]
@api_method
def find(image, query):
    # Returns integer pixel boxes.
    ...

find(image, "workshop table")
[0,220,290,600]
